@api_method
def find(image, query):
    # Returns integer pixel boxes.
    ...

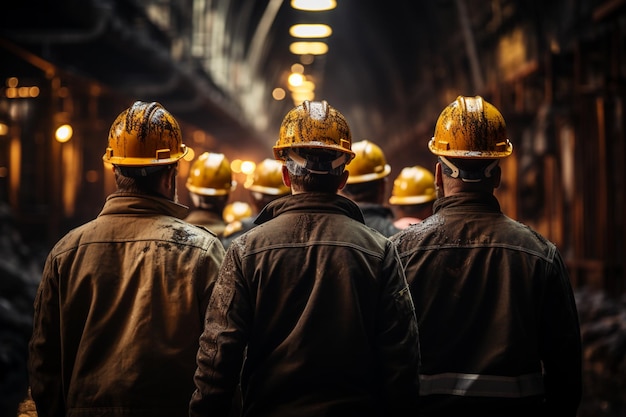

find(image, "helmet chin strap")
[438,156,499,183]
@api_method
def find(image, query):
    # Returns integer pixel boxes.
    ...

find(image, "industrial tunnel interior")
[1,0,626,416]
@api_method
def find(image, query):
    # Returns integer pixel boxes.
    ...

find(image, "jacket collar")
[99,192,190,219]
[254,192,365,225]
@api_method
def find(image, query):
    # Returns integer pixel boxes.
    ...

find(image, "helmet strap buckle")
[286,149,348,175]
[439,156,499,183]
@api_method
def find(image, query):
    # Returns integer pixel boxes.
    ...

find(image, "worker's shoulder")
[179,219,221,239]
[507,217,558,254]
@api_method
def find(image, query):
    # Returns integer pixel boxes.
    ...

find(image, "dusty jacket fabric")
[29,192,225,417]
[190,192,420,417]
[357,203,401,237]
[390,192,582,417]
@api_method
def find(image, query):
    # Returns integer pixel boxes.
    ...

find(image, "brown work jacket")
[29,192,225,417]
[190,192,421,417]
[391,192,582,417]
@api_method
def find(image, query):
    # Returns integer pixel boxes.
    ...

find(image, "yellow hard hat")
[246,158,290,195]
[389,165,436,205]
[428,95,512,158]
[186,152,234,196]
[103,101,188,166]
[223,201,253,223]
[346,140,391,184]
[273,100,355,163]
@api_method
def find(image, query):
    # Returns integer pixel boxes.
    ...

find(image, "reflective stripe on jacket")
[420,372,544,397]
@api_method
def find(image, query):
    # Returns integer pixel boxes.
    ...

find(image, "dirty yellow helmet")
[273,100,355,165]
[222,201,253,223]
[103,101,188,166]
[389,165,436,205]
[428,95,512,159]
[186,152,235,196]
[246,158,290,195]
[346,140,391,184]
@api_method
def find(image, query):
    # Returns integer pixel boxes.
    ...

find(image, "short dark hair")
[114,164,175,195]
[288,171,344,193]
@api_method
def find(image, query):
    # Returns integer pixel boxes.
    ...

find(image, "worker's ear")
[435,162,444,196]
[491,165,501,189]
[281,165,292,188]
[337,170,349,191]
[160,163,178,199]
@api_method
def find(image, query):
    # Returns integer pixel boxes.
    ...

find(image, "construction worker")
[190,100,420,417]
[340,139,400,237]
[185,151,234,238]
[221,158,290,249]
[388,165,436,229]
[391,96,581,416]
[28,101,225,417]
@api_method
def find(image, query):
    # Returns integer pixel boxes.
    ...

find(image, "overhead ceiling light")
[288,72,305,88]
[291,0,336,11]
[55,124,73,143]
[289,41,329,55]
[289,24,332,38]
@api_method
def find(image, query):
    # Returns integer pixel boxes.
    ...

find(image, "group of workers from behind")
[184,139,436,246]
[27,96,582,417]
[182,139,434,247]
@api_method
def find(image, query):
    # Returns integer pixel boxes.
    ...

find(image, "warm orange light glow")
[7,77,18,88]
[289,24,332,38]
[0,123,7,136]
[288,80,315,93]
[288,72,305,87]
[272,87,286,100]
[55,124,73,143]
[240,160,256,175]
[300,54,315,65]
[9,137,20,206]
[291,63,304,74]
[291,0,336,11]
[62,143,79,217]
[289,41,328,55]
[231,159,243,174]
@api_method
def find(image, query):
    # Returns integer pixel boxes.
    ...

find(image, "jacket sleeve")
[375,241,421,415]
[190,245,251,417]
[28,254,65,417]
[540,250,582,416]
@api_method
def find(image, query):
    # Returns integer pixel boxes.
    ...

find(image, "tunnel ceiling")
[0,0,460,155]
[2,0,621,162]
